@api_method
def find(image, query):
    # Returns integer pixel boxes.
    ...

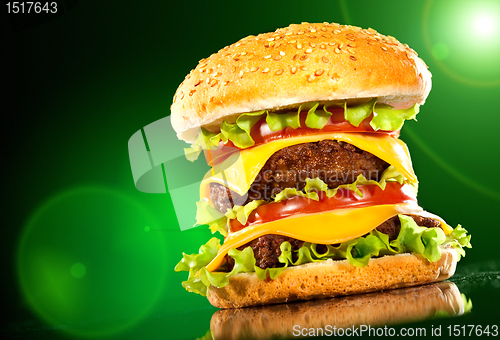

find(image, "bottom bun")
[208,245,457,308]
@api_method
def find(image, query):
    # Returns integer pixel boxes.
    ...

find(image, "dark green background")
[2,0,499,339]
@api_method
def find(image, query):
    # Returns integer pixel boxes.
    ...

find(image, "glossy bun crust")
[207,246,457,308]
[171,22,431,142]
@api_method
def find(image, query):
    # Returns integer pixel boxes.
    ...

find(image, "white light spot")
[474,13,496,36]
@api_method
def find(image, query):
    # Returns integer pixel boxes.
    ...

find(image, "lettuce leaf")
[443,225,472,260]
[174,237,220,275]
[392,215,446,262]
[344,99,376,127]
[220,111,266,148]
[224,200,266,225]
[184,99,420,161]
[195,166,412,237]
[176,217,471,296]
[305,103,333,129]
[195,198,227,236]
[266,110,301,131]
[370,103,419,131]
[231,166,409,220]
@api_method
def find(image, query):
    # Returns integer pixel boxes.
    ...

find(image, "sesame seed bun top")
[170,22,432,142]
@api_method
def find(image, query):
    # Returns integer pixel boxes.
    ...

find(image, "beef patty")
[225,215,441,271]
[211,140,389,213]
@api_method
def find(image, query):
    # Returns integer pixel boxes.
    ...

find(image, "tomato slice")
[229,182,416,233]
[204,109,399,167]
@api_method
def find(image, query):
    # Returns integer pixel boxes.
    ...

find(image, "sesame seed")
[275,69,284,75]
[293,54,299,60]
[215,72,222,77]
[250,66,259,72]
[347,48,355,54]
[239,71,244,78]
[315,69,324,76]
[309,42,317,48]
[233,57,240,61]
[297,43,303,49]
[320,27,327,31]
[300,66,308,71]
[206,78,210,84]
[381,46,388,51]
[334,47,341,54]
[280,51,286,56]
[322,56,329,63]
[267,37,275,41]
[262,67,270,73]
[189,90,196,96]
[211,79,219,87]
[346,37,355,41]
[210,96,215,102]
[331,73,339,81]
[269,41,275,47]
[305,47,313,54]
[274,55,282,61]
[338,43,344,48]
[329,42,335,46]
[320,44,326,49]
[307,74,315,82]
[223,80,230,86]
[194,80,202,86]
[310,28,317,33]
[180,93,184,100]
[291,66,297,74]
[348,43,357,48]
[333,29,341,34]
[297,31,304,35]
[241,52,247,56]
[349,55,357,61]
[264,55,272,59]
[300,54,309,61]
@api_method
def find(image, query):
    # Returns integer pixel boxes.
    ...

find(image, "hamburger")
[172,22,471,308]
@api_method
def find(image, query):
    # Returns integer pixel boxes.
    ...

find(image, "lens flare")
[422,0,500,87]
[17,186,168,338]
[473,12,497,36]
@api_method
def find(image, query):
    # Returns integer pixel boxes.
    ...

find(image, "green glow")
[422,0,500,87]
[70,263,87,279]
[432,43,449,60]
[16,186,169,338]
[405,127,500,201]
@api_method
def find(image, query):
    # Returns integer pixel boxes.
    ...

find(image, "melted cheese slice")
[200,132,417,198]
[203,203,455,273]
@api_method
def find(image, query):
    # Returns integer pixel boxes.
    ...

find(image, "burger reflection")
[206,282,471,340]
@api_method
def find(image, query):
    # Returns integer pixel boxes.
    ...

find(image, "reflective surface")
[3,263,499,339]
